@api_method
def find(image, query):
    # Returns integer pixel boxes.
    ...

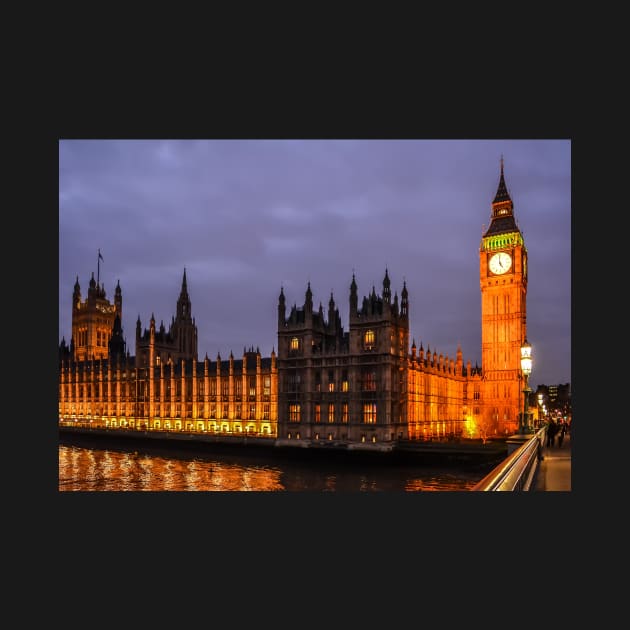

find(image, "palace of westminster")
[59,162,561,444]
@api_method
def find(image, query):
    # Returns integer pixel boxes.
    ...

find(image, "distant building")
[533,383,572,419]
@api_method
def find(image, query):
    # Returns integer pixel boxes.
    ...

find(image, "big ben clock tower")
[479,158,528,435]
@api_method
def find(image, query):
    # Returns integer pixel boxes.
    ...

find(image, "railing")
[471,427,547,491]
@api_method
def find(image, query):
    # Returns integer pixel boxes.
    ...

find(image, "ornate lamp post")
[520,339,532,434]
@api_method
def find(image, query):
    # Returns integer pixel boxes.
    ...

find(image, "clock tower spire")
[479,158,528,436]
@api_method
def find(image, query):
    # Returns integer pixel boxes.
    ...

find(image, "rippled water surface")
[59,442,493,491]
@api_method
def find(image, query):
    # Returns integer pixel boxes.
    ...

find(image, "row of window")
[74,328,110,348]
[290,330,377,353]
[286,371,377,392]
[62,376,272,397]
[288,403,377,424]
[63,403,272,420]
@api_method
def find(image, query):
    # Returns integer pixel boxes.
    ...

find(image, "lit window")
[290,337,300,351]
[289,404,301,422]
[315,404,321,423]
[363,403,376,424]
[341,371,349,392]
[342,403,348,423]
[363,330,375,350]
[328,404,335,423]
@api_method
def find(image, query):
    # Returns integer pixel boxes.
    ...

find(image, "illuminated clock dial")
[489,252,512,275]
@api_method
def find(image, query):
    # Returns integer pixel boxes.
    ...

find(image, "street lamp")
[520,339,532,434]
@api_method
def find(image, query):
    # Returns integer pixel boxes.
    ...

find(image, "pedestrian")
[546,419,557,447]
[557,421,567,448]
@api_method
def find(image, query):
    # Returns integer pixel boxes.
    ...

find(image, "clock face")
[489,252,512,275]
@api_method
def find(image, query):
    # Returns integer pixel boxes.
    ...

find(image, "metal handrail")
[471,427,546,491]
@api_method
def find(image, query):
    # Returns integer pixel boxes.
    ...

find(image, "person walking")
[546,419,557,448]
[557,420,567,448]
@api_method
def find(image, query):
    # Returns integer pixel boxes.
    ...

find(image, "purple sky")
[59,139,571,390]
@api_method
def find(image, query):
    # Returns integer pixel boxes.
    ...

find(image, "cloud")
[59,139,571,388]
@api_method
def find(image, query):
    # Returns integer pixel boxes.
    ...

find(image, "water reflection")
[59,444,487,492]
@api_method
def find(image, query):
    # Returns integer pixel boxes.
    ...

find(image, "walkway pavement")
[534,431,571,491]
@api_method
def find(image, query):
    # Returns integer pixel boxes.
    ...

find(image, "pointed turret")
[109,313,126,361]
[401,280,408,318]
[493,156,512,205]
[73,276,81,310]
[305,281,313,314]
[114,279,122,317]
[328,292,336,325]
[177,268,192,321]
[484,156,519,237]
[383,268,391,304]
[181,267,188,293]
[349,273,358,319]
[278,286,286,327]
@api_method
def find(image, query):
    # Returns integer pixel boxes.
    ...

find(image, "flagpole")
[97,249,103,286]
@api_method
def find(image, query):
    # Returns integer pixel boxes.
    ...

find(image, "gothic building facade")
[58,272,278,436]
[58,161,528,441]
[275,272,480,445]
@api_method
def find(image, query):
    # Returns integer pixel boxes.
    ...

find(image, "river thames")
[58,441,496,491]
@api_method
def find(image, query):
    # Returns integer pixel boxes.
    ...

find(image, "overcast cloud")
[59,139,571,390]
